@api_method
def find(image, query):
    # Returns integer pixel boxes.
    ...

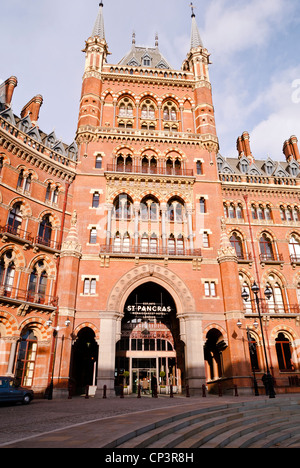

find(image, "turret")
[78,2,109,129]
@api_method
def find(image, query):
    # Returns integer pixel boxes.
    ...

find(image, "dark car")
[0,377,34,405]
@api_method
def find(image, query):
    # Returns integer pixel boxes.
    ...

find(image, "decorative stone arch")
[0,243,26,269]
[0,311,18,337]
[112,144,135,157]
[286,230,300,242]
[74,322,100,341]
[37,209,61,229]
[229,228,247,242]
[256,228,277,241]
[109,190,136,205]
[107,264,196,319]
[163,147,186,161]
[8,197,32,218]
[0,152,10,165]
[19,316,49,341]
[27,254,57,279]
[139,190,164,204]
[270,325,298,344]
[203,323,228,346]
[262,268,287,288]
[166,193,189,206]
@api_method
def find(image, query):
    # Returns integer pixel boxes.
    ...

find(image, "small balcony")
[105,164,194,177]
[100,244,202,258]
[0,285,58,310]
[34,236,61,251]
[0,224,34,244]
[259,253,284,264]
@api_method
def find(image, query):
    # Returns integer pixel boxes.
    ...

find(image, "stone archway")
[97,264,206,396]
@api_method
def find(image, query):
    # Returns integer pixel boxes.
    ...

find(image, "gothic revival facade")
[0,4,300,397]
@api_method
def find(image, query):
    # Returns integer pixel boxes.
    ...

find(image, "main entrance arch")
[97,264,206,396]
[115,282,185,395]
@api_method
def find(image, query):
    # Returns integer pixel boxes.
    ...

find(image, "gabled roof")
[119,34,173,69]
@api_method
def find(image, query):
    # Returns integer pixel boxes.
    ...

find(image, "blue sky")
[1,0,300,161]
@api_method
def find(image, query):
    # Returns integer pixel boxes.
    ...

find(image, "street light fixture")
[46,318,71,400]
[241,281,276,399]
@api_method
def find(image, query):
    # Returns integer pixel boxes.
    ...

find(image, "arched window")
[140,196,159,221]
[247,331,260,371]
[7,203,22,233]
[259,233,274,261]
[118,97,134,118]
[275,333,294,371]
[163,101,177,121]
[269,282,284,313]
[141,100,156,120]
[15,329,38,387]
[230,232,244,259]
[113,194,133,220]
[167,198,186,223]
[38,215,52,246]
[204,329,227,380]
[28,260,48,303]
[289,235,300,262]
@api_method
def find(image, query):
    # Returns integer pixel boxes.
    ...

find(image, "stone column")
[106,204,113,247]
[187,207,194,251]
[161,203,167,250]
[97,311,122,397]
[179,313,206,396]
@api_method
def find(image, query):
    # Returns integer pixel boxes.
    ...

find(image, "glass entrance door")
[132,358,157,394]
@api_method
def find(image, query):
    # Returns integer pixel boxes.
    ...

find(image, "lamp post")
[46,318,71,400]
[241,282,276,399]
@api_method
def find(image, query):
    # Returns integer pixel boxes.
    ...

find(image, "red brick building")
[0,4,300,397]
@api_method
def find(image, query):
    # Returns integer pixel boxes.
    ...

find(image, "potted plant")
[122,371,130,394]
[159,371,166,394]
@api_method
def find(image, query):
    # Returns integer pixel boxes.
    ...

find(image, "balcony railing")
[0,224,34,243]
[106,164,194,177]
[259,253,284,263]
[236,252,252,262]
[244,299,300,315]
[290,254,300,263]
[100,244,202,258]
[35,236,61,251]
[0,285,58,308]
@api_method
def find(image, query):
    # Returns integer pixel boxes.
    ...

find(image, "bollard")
[103,385,107,399]
[234,384,239,397]
[170,385,174,398]
[218,383,223,397]
[120,384,124,399]
[137,384,141,399]
[85,385,89,399]
[202,384,207,397]
[186,385,190,398]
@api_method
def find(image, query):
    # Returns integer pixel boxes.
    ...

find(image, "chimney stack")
[0,76,18,108]
[283,136,300,163]
[236,131,254,162]
[21,95,43,125]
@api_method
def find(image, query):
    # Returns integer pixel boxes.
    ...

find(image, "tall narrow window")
[38,215,52,246]
[92,192,100,208]
[275,333,293,371]
[203,231,209,248]
[7,203,22,233]
[15,329,38,387]
[89,228,97,244]
[230,233,244,259]
[199,198,206,214]
[259,234,274,260]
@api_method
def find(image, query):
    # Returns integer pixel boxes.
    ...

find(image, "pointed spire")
[190,3,203,49]
[92,2,105,40]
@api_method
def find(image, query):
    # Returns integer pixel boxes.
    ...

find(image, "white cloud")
[250,66,300,160]
[203,0,291,62]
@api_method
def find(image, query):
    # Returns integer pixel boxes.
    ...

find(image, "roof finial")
[132,31,136,45]
[190,2,196,18]
[155,33,159,48]
[92,2,105,39]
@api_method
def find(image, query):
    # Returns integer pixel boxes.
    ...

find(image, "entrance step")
[109,397,300,449]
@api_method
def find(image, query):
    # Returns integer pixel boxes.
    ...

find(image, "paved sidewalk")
[0,393,284,448]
